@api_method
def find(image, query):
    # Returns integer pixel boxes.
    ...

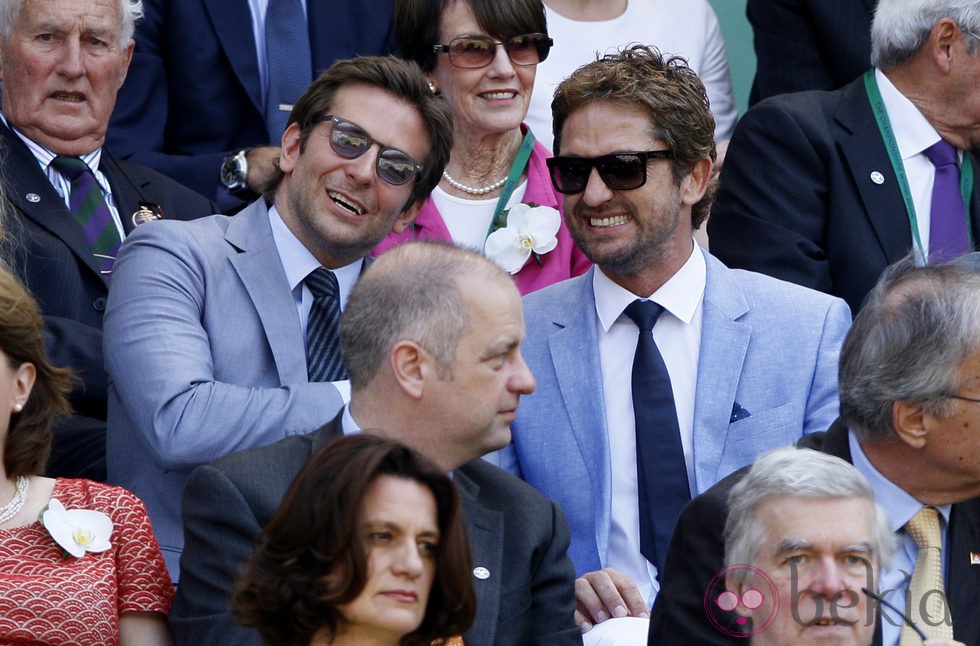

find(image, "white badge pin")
[870,171,885,185]
[26,193,40,203]
[971,552,980,565]
[473,566,490,580]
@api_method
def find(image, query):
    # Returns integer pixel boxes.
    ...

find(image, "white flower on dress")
[484,203,561,274]
[40,499,113,558]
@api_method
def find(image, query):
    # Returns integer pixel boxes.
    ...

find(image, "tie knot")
[922,140,958,168]
[906,506,942,550]
[624,299,664,332]
[305,267,339,299]
[50,155,91,181]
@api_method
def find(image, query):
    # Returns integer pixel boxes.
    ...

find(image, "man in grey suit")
[103,56,453,580]
[170,241,580,645]
[495,45,851,635]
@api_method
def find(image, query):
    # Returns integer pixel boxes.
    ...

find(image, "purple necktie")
[923,140,969,263]
[50,156,120,282]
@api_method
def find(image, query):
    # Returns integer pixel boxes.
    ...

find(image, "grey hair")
[725,447,895,584]
[339,240,511,391]
[839,256,980,443]
[0,0,143,46]
[871,0,980,68]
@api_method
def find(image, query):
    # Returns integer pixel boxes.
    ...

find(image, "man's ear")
[391,199,424,235]
[389,340,427,399]
[680,157,713,206]
[891,400,929,449]
[279,122,302,174]
[928,18,958,73]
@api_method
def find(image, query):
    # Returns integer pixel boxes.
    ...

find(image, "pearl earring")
[12,402,23,413]
[428,82,437,94]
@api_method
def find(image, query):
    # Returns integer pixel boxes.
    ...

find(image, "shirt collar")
[848,429,952,531]
[268,203,363,308]
[875,68,944,160]
[0,111,103,172]
[593,240,706,332]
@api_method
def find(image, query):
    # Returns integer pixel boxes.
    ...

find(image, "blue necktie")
[49,156,120,282]
[305,267,347,381]
[624,299,690,574]
[264,0,313,142]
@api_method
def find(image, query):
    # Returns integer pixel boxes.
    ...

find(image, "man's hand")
[245,146,282,195]
[574,567,649,633]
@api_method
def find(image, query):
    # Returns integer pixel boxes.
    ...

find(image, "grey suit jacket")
[104,200,344,578]
[497,251,851,576]
[170,414,581,645]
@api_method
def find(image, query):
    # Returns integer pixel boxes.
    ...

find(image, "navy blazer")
[648,420,980,645]
[747,0,873,104]
[107,0,396,206]
[709,75,980,314]
[0,122,215,479]
[170,413,581,646]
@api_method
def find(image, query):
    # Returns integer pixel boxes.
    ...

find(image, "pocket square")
[730,402,751,423]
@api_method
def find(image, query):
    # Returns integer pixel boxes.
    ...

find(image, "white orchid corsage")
[39,499,112,558]
[484,203,561,274]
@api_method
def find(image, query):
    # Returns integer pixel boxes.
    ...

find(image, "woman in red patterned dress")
[0,266,174,645]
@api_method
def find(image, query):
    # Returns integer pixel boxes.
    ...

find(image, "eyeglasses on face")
[316,115,423,186]
[546,150,675,194]
[433,33,553,69]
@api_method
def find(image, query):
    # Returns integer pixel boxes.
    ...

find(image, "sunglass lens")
[550,158,591,194]
[330,122,371,159]
[377,150,418,186]
[599,155,646,190]
[450,37,494,67]
[508,34,551,65]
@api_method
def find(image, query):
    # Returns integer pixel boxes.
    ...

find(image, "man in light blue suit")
[104,57,453,580]
[495,45,851,637]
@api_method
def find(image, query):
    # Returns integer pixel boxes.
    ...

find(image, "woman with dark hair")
[233,434,475,646]
[0,266,174,644]
[373,0,590,295]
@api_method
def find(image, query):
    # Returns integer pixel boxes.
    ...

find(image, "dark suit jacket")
[107,0,396,208]
[648,421,980,645]
[709,75,980,314]
[747,0,873,105]
[0,122,216,480]
[170,413,581,646]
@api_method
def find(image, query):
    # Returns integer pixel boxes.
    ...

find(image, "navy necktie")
[305,267,347,381]
[264,0,313,142]
[623,299,690,574]
[923,140,969,263]
[49,156,120,282]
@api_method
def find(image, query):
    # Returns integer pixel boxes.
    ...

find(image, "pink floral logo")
[703,565,779,638]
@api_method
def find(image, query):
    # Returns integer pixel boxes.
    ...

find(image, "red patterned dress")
[0,478,173,645]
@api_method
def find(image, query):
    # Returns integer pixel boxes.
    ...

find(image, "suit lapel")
[226,201,308,384]
[548,271,612,551]
[692,253,752,489]
[204,0,263,113]
[836,78,915,264]
[453,469,503,645]
[0,124,104,281]
[948,499,980,644]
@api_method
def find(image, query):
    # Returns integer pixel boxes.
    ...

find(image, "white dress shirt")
[595,242,705,605]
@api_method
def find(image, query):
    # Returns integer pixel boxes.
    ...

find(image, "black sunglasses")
[317,115,423,186]
[433,33,553,69]
[546,150,675,194]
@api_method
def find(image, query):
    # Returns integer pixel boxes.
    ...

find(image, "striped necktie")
[49,156,120,281]
[305,267,347,381]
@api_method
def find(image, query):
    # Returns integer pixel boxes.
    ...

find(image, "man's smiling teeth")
[328,191,363,215]
[590,214,630,227]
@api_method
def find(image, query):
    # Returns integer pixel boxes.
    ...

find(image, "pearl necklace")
[0,476,29,525]
[442,170,507,196]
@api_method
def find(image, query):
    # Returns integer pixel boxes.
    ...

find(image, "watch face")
[221,151,248,189]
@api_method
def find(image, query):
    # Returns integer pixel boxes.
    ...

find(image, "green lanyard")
[486,129,537,239]
[864,70,975,255]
